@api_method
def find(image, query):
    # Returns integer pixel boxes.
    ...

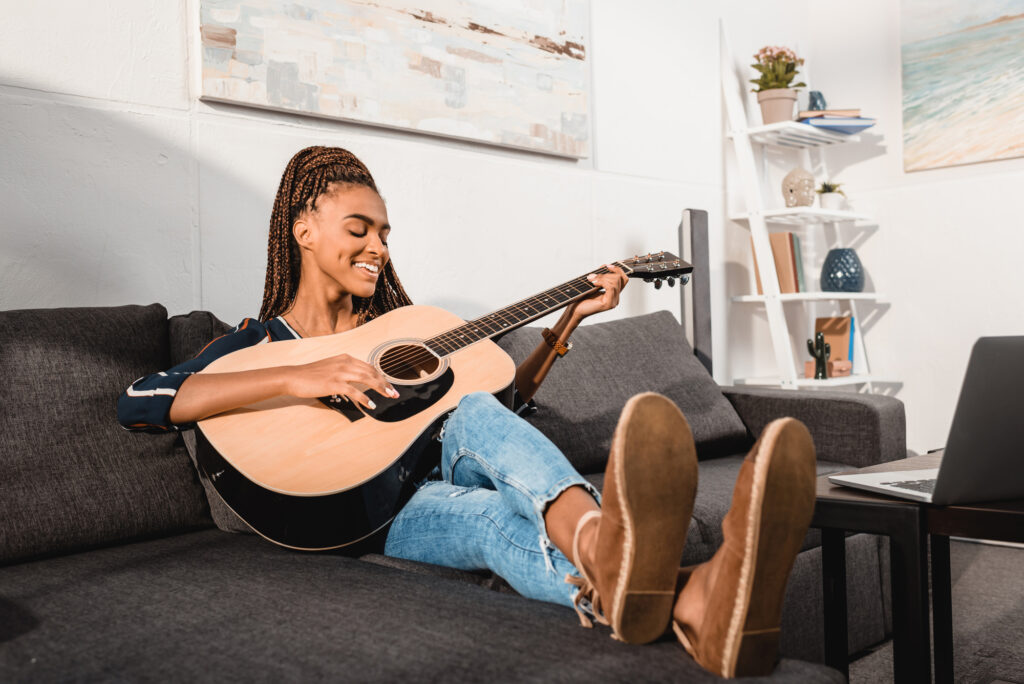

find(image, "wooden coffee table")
[814,454,935,683]
[814,453,1024,684]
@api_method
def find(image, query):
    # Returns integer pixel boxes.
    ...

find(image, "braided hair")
[259,146,412,324]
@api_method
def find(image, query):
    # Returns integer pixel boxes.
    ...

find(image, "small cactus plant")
[807,332,831,380]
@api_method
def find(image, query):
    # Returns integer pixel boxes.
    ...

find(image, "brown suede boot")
[567,392,698,644]
[672,417,816,677]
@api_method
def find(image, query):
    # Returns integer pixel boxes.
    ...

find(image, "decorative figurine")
[782,168,815,207]
[807,332,830,380]
[808,90,827,111]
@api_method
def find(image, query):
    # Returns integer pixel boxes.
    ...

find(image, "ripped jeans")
[384,391,600,609]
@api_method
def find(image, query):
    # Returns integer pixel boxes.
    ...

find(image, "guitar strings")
[372,261,661,379]
[376,273,606,377]
[373,262,650,378]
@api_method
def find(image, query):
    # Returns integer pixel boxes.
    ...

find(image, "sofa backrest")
[0,304,211,566]
[496,311,749,474]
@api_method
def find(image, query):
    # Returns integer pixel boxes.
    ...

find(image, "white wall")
[719,0,1024,453]
[9,1,999,452]
[805,0,1024,453]
[0,1,735,341]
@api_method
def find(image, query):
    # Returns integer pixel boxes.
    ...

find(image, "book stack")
[797,109,876,135]
[804,316,855,378]
[752,232,806,294]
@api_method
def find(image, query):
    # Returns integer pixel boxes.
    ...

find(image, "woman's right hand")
[286,354,399,409]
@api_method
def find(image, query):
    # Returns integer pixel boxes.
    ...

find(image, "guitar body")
[194,305,516,550]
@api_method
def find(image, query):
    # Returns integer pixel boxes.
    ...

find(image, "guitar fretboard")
[425,264,623,357]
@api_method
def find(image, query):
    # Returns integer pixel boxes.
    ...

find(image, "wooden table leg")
[888,508,932,684]
[821,527,849,678]
[931,534,953,684]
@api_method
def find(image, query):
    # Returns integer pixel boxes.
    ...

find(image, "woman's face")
[296,184,391,299]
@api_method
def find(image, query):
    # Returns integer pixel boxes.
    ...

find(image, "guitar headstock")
[615,251,693,289]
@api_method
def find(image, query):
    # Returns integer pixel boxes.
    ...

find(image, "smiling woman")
[259,147,411,330]
[113,145,815,678]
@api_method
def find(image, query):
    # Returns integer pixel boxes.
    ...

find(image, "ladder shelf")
[720,20,890,392]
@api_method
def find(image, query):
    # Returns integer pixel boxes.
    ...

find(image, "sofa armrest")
[721,387,906,468]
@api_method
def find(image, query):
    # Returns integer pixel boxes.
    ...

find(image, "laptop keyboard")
[880,478,936,494]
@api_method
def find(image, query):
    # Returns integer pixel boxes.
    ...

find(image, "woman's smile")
[352,260,381,281]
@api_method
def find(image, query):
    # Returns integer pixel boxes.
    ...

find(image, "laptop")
[828,336,1024,505]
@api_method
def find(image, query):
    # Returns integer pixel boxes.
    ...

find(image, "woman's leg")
[387,390,699,646]
[384,481,580,608]
[437,391,600,570]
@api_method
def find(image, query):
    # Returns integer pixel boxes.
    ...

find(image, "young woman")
[118,146,816,677]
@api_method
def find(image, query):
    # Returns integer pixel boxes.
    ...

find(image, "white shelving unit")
[721,23,890,391]
[732,292,886,304]
[733,375,886,388]
[729,207,873,225]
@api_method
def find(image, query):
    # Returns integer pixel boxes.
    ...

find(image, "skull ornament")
[782,168,815,207]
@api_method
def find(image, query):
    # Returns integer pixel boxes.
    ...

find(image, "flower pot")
[757,88,798,124]
[820,248,864,293]
[819,192,845,210]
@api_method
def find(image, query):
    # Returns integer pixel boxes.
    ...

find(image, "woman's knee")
[451,391,505,427]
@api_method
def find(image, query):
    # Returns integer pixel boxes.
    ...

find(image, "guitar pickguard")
[317,368,455,423]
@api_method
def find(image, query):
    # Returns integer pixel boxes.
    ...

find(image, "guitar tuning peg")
[654,278,663,290]
[667,277,676,287]
[680,274,690,286]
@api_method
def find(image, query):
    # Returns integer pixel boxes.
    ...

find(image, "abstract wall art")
[199,0,590,157]
[900,0,1024,171]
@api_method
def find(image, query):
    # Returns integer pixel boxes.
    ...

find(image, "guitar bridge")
[318,394,366,422]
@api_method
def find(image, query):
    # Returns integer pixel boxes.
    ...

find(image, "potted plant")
[750,46,807,124]
[816,181,846,210]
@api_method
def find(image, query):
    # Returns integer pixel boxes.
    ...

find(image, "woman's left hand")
[567,264,629,322]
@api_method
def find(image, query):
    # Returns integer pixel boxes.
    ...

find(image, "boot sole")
[607,392,698,644]
[720,418,816,677]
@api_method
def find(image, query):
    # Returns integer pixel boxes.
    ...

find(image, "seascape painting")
[199,0,590,157]
[901,0,1024,171]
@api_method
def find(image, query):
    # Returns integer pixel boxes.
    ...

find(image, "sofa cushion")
[496,311,750,473]
[168,311,252,534]
[0,304,210,565]
[0,529,843,682]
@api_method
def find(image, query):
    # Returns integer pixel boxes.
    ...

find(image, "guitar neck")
[424,262,629,358]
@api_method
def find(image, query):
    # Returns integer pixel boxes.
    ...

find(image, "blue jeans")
[384,392,600,609]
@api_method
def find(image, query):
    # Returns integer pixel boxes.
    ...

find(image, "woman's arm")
[168,354,397,425]
[514,266,628,403]
[118,317,396,432]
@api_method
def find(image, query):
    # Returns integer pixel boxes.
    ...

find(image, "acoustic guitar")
[194,253,692,550]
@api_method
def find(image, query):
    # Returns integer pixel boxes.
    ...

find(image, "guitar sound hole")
[379,344,440,381]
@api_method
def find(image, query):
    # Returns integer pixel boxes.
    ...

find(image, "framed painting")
[901,0,1024,171]
[199,0,590,158]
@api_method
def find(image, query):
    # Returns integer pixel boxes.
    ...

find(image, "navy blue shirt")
[117,316,301,433]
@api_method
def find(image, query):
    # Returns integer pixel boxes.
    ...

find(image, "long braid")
[259,146,413,323]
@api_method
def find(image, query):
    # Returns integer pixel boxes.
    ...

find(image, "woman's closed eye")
[348,229,388,247]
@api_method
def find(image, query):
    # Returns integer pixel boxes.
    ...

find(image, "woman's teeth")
[354,262,379,274]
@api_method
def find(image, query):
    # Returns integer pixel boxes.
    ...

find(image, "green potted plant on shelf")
[750,46,807,125]
[817,180,846,210]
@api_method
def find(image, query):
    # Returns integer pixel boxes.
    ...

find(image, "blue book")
[849,317,856,370]
[798,117,876,135]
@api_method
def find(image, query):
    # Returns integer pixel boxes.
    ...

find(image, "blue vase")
[820,248,864,292]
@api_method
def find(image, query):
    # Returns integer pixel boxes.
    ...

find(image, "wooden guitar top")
[196,305,516,495]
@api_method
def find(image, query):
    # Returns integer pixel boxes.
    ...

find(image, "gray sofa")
[0,303,905,681]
